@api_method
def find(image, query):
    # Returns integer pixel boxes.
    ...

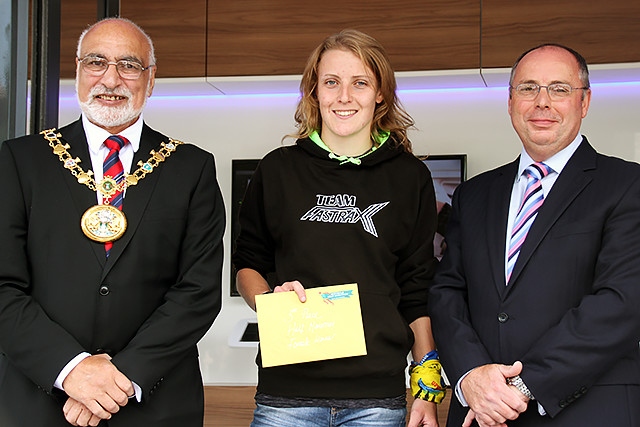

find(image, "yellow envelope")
[255,283,367,367]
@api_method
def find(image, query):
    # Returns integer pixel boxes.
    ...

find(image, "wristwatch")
[507,375,535,400]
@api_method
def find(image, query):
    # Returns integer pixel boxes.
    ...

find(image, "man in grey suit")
[429,44,640,426]
[0,18,225,426]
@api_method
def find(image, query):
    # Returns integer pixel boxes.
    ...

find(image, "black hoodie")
[233,136,438,399]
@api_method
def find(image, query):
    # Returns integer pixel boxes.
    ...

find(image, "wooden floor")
[204,386,451,426]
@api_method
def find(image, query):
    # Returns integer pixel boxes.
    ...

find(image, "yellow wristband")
[410,359,446,404]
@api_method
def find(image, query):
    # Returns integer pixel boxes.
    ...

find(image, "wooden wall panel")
[59,1,97,78]
[207,0,480,77]
[55,1,640,80]
[482,0,640,68]
[121,0,207,78]
[57,0,207,79]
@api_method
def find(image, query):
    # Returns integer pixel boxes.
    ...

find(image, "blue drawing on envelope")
[320,290,354,304]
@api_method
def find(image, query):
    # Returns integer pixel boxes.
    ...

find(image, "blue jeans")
[250,404,407,427]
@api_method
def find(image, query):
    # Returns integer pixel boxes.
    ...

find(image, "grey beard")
[76,82,148,129]
[79,98,143,129]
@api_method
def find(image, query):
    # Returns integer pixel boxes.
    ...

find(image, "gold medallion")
[81,205,127,243]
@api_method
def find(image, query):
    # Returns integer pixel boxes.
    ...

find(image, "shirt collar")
[517,133,583,180]
[82,113,143,156]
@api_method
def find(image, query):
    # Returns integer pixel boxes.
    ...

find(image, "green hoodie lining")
[309,130,390,166]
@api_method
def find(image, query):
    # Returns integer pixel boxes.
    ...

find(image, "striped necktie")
[103,135,129,256]
[506,162,553,283]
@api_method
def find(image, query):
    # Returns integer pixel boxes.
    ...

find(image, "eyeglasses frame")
[77,56,154,80]
[509,83,589,100]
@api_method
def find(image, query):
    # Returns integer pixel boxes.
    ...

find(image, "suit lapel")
[57,120,108,267]
[102,124,166,277]
[487,161,519,295]
[507,138,596,288]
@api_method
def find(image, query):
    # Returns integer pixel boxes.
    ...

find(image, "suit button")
[99,285,110,296]
[497,312,509,323]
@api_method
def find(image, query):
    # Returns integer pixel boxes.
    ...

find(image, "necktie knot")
[104,135,129,152]
[524,162,553,181]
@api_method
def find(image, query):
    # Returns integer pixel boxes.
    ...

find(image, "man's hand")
[407,397,439,427]
[463,409,505,427]
[62,354,134,419]
[460,361,528,427]
[63,398,103,426]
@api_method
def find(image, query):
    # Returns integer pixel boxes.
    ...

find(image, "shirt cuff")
[131,382,142,402]
[537,402,547,416]
[54,352,91,390]
[454,370,472,407]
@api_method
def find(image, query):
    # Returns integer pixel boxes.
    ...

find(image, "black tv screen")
[419,154,467,260]
[230,159,261,296]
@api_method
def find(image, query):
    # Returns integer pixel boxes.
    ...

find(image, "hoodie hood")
[296,132,406,168]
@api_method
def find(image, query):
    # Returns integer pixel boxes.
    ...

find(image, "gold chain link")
[42,128,183,197]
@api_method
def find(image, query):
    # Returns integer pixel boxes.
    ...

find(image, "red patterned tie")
[103,135,129,256]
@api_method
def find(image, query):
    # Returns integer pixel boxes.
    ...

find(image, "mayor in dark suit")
[0,18,225,427]
[429,44,640,427]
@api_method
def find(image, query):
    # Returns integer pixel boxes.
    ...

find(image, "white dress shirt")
[504,133,583,279]
[83,114,143,203]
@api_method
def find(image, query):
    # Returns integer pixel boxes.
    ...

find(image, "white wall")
[58,71,640,385]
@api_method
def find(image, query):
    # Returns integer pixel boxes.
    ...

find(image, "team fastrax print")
[300,194,389,238]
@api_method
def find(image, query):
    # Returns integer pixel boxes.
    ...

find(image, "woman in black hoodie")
[233,29,444,427]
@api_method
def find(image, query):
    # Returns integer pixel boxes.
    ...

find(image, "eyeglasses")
[78,56,153,80]
[510,83,588,100]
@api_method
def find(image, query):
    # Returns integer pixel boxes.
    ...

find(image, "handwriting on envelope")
[255,283,367,367]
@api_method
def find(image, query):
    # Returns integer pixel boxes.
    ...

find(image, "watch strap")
[507,375,535,400]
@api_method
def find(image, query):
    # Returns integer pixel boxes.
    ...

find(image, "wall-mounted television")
[230,159,261,297]
[419,154,467,259]
[229,154,467,296]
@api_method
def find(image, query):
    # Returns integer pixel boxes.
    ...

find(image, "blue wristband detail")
[413,349,439,367]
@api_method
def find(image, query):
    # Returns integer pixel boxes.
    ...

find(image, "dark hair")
[289,29,415,152]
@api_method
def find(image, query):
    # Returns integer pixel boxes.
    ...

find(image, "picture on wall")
[229,154,467,296]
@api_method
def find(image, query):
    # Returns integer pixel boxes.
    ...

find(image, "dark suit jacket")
[429,138,640,426]
[0,120,225,426]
